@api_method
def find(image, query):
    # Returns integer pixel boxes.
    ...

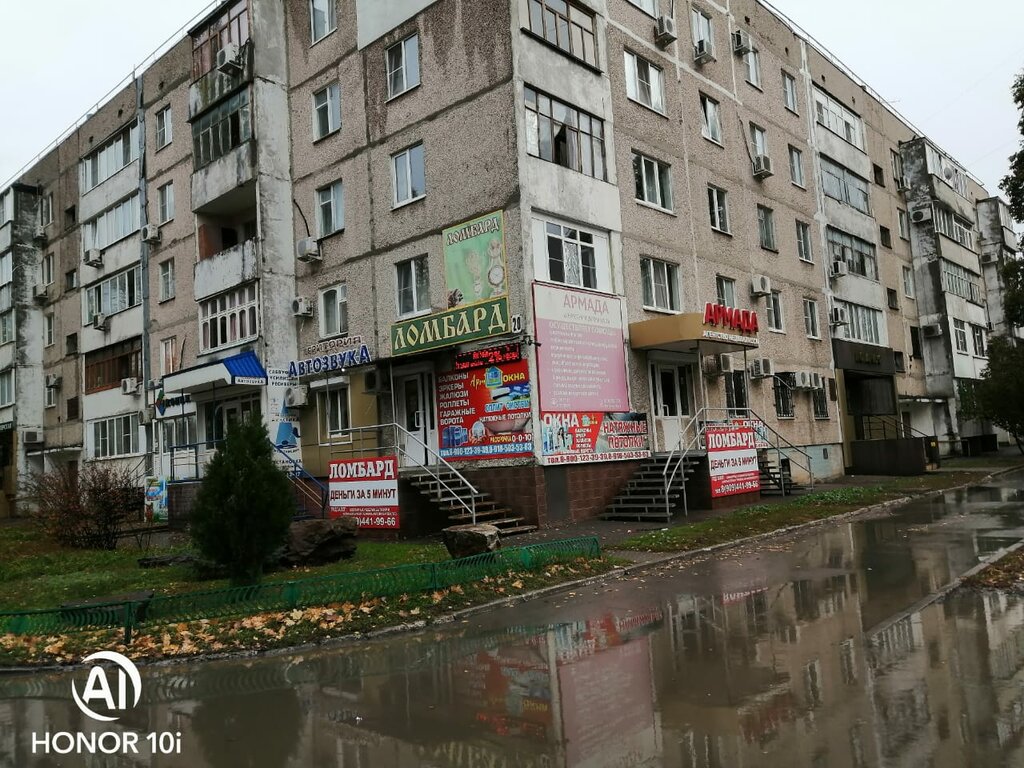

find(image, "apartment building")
[0,0,1014,524]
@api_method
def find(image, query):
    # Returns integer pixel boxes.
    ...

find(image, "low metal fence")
[0,537,600,642]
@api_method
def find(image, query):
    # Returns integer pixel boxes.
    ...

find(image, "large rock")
[442,524,502,560]
[279,518,358,567]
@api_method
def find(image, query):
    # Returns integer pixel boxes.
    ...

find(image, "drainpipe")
[136,73,153,478]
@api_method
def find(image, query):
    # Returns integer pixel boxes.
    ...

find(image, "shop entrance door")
[651,362,694,453]
[395,371,437,467]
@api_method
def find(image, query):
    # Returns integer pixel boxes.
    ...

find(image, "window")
[317,180,344,236]
[158,259,175,302]
[44,314,54,346]
[715,275,735,307]
[743,48,761,88]
[0,191,9,224]
[320,386,351,437]
[879,226,892,248]
[774,373,795,418]
[887,288,900,311]
[782,71,798,112]
[953,319,968,353]
[191,89,251,169]
[42,252,54,286]
[910,326,922,358]
[40,193,53,226]
[542,221,600,290]
[191,0,250,79]
[155,106,172,149]
[84,338,142,393]
[320,283,348,337]
[624,50,665,113]
[157,182,174,224]
[813,88,864,150]
[933,206,975,250]
[633,153,673,210]
[767,290,784,331]
[828,227,877,280]
[796,220,813,263]
[940,260,983,304]
[81,123,139,191]
[200,283,259,353]
[813,387,829,418]
[65,205,76,226]
[312,82,341,139]
[821,157,870,214]
[84,266,143,322]
[386,35,420,98]
[757,206,776,250]
[161,337,179,376]
[629,0,657,12]
[700,94,722,143]
[902,266,915,298]
[65,270,78,291]
[525,86,606,180]
[803,298,819,338]
[691,8,713,49]
[641,258,679,311]
[66,333,78,356]
[0,370,12,407]
[527,0,597,66]
[898,209,909,240]
[750,123,768,157]
[45,383,57,408]
[894,351,906,372]
[789,146,805,187]
[82,194,140,252]
[161,415,196,452]
[837,301,882,344]
[872,164,885,186]
[397,256,430,316]
[890,148,904,184]
[310,0,336,43]
[392,143,426,206]
[67,396,80,420]
[971,324,987,357]
[90,413,140,459]
[725,370,747,416]
[707,185,729,233]
[0,312,11,345]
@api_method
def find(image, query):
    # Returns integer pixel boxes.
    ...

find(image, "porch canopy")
[162,349,268,394]
[629,311,760,355]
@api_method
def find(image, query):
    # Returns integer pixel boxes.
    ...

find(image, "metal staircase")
[405,468,538,536]
[272,443,328,519]
[600,453,704,522]
[758,450,806,496]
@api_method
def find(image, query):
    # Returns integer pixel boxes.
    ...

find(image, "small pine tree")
[190,416,295,584]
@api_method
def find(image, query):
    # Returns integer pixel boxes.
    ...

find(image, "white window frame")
[971,324,987,358]
[757,205,776,250]
[641,257,680,312]
[82,193,141,253]
[42,252,54,285]
[396,256,430,317]
[813,88,864,150]
[690,8,713,48]
[782,71,798,112]
[700,93,722,143]
[838,300,883,345]
[90,413,140,459]
[707,185,730,233]
[200,283,260,354]
[902,265,916,299]
[803,298,820,339]
[633,152,673,211]
[0,369,13,406]
[155,106,172,149]
[45,383,57,408]
[744,48,761,88]
[534,217,611,292]
[41,193,53,226]
[716,275,736,307]
[310,0,336,43]
[84,266,143,323]
[767,290,784,332]
[624,50,665,113]
[158,259,175,302]
[157,182,174,224]
[312,82,341,139]
[319,385,352,439]
[821,157,870,214]
[796,220,813,263]
[392,143,426,207]
[81,123,139,191]
[789,145,805,187]
[319,283,348,338]
[0,312,12,346]
[386,34,421,99]
[160,337,179,376]
[953,319,968,354]
[44,313,54,347]
[898,209,909,240]
[317,180,345,237]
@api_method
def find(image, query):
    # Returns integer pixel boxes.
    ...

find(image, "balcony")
[189,41,253,120]
[191,141,256,214]
[194,238,259,301]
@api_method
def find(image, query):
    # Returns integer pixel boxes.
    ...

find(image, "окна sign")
[328,457,399,529]
[706,425,761,498]
[391,297,510,356]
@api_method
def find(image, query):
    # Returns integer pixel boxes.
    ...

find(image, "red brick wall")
[467,465,547,527]
[563,461,640,522]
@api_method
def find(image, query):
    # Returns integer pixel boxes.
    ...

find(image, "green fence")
[0,537,600,641]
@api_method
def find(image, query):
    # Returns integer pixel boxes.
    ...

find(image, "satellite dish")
[943,165,955,180]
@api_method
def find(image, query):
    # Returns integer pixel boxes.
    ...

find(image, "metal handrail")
[271,443,328,517]
[746,409,815,491]
[861,414,932,441]
[662,408,709,518]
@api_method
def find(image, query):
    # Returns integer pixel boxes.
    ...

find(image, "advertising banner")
[328,457,399,529]
[443,210,507,308]
[437,359,533,460]
[541,412,650,465]
[534,284,629,412]
[144,476,168,522]
[729,417,771,450]
[706,425,761,498]
[391,297,510,356]
[267,367,302,470]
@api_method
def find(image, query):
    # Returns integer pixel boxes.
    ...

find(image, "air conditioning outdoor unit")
[291,296,314,317]
[981,253,997,264]
[92,313,109,331]
[922,323,943,338]
[296,237,321,263]
[142,224,161,244]
[829,306,848,326]
[655,15,677,46]
[138,407,155,425]
[793,371,814,390]
[45,374,61,389]
[120,377,140,396]
[911,206,933,224]
[717,354,737,374]
[830,260,849,279]
[284,385,309,407]
[83,250,103,268]
[216,42,242,75]
[732,29,753,54]
[751,274,772,296]
[33,283,48,301]
[22,431,43,445]
[147,379,161,391]
[693,39,715,64]
[752,154,773,179]
[809,372,826,390]
[749,358,774,379]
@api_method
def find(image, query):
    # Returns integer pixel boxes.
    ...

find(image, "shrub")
[190,416,295,584]
[25,463,142,550]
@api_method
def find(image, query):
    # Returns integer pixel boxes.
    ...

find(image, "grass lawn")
[0,521,446,611]
[942,455,1024,469]
[616,471,994,553]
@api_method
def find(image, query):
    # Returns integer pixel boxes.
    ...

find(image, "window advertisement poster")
[328,457,399,529]
[144,476,168,522]
[443,210,507,308]
[266,367,302,470]
[541,411,650,465]
[706,425,761,497]
[534,283,629,412]
[437,358,533,459]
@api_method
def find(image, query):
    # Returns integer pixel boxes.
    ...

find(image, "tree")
[190,416,295,584]
[1000,72,1024,223]
[963,337,1024,453]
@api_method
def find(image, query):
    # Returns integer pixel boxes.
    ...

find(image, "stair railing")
[745,408,815,492]
[271,443,328,518]
[861,414,933,442]
[663,407,709,519]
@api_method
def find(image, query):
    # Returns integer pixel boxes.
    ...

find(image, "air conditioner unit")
[655,15,677,46]
[296,237,321,263]
[750,358,774,379]
[363,370,392,394]
[693,39,715,64]
[291,296,314,317]
[794,371,814,390]
[829,306,848,326]
[911,207,933,224]
[752,154,773,179]
[45,374,61,389]
[732,29,753,54]
[981,253,997,264]
[138,406,155,425]
[717,354,737,374]
[83,250,103,268]
[147,379,161,391]
[22,430,43,445]
[142,224,161,244]
[809,372,826,390]
[922,323,943,338]
[33,283,48,301]
[33,226,47,243]
[120,377,140,396]
[92,313,108,331]
[216,42,242,75]
[830,260,849,279]
[751,274,772,296]
[284,385,309,407]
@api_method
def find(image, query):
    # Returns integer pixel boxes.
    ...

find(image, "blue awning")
[162,350,268,394]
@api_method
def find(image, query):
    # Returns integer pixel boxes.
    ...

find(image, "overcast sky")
[1,1,1022,197]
